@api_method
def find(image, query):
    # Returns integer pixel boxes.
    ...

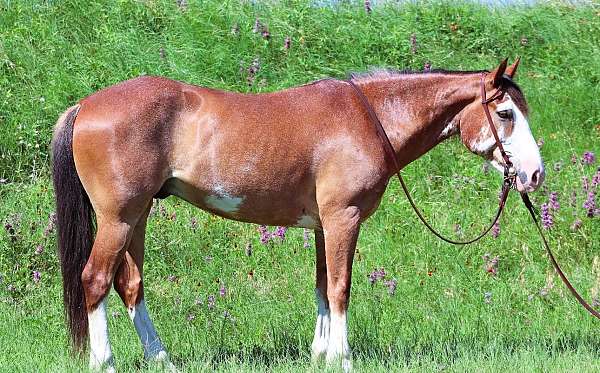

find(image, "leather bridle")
[347,74,600,320]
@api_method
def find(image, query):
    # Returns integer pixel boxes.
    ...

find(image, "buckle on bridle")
[503,164,517,189]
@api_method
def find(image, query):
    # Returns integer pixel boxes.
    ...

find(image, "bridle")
[347,74,600,320]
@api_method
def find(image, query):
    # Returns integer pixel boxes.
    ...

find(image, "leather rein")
[347,74,600,320]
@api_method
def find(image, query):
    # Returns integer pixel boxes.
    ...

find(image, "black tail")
[51,105,95,354]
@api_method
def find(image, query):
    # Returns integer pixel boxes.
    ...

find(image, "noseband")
[347,74,600,320]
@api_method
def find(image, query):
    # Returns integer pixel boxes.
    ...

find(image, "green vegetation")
[1,1,599,371]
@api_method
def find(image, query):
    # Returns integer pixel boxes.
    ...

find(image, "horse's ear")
[488,58,508,88]
[505,56,521,79]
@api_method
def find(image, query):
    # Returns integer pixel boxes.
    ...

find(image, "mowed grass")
[1,0,600,371]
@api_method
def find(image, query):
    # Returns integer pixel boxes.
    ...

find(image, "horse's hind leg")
[311,229,330,360]
[82,215,137,371]
[113,203,174,368]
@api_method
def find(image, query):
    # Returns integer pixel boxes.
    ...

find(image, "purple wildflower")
[284,36,291,50]
[207,295,216,310]
[592,168,600,188]
[583,191,597,217]
[570,190,578,208]
[35,245,44,255]
[159,47,166,59]
[247,58,260,86]
[245,243,253,256]
[364,0,372,13]
[273,226,287,241]
[549,192,560,210]
[258,225,271,244]
[583,176,590,192]
[187,314,195,322]
[541,202,553,229]
[303,229,311,248]
[194,297,203,306]
[583,151,596,165]
[261,28,270,40]
[424,62,431,72]
[368,268,386,284]
[43,213,56,237]
[190,217,198,230]
[383,279,397,295]
[571,218,583,231]
[167,274,178,282]
[571,154,578,164]
[32,271,41,283]
[491,221,500,238]
[219,283,227,297]
[410,33,417,54]
[4,222,14,236]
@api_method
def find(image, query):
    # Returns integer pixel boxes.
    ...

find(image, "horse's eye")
[497,109,513,120]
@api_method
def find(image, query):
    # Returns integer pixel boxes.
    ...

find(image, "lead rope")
[347,77,600,320]
[347,78,512,245]
[521,193,600,320]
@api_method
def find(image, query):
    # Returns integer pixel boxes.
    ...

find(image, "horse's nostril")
[531,170,540,186]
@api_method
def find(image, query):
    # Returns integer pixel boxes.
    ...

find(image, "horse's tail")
[51,104,94,354]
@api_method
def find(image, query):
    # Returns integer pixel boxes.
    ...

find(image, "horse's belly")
[164,176,320,228]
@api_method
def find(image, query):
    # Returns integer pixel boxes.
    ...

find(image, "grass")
[1,0,600,371]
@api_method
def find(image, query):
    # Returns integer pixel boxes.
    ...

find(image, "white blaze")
[495,97,543,178]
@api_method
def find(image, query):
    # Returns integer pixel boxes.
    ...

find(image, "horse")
[51,58,544,371]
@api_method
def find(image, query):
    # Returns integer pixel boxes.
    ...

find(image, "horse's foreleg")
[114,204,174,369]
[82,218,133,372]
[321,206,360,372]
[311,230,330,360]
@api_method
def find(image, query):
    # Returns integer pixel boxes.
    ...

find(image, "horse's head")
[458,58,544,193]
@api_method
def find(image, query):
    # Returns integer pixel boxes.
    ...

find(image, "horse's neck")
[356,74,478,169]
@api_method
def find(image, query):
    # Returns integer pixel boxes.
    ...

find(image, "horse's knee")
[82,266,113,310]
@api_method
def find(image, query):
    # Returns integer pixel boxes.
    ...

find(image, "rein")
[347,76,600,320]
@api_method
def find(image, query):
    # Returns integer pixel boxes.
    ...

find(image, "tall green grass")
[1,1,599,371]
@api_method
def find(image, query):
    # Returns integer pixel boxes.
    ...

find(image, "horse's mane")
[349,68,528,115]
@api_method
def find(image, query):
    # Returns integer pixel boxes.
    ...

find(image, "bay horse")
[52,58,544,371]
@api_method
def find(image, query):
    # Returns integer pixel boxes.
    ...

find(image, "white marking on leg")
[311,289,330,360]
[326,309,352,372]
[128,299,175,370]
[88,298,114,372]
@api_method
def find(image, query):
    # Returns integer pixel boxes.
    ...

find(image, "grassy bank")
[1,1,599,371]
